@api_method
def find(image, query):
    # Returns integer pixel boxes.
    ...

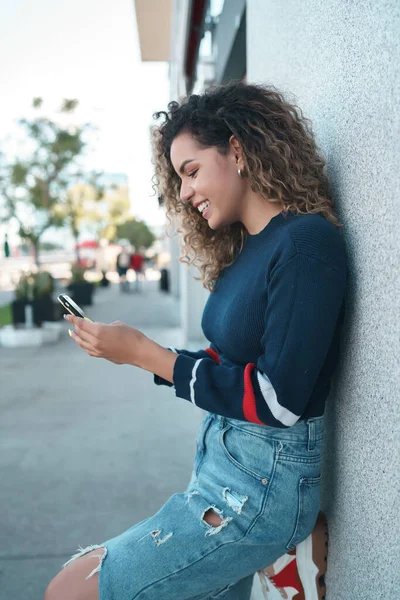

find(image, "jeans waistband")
[213,413,324,450]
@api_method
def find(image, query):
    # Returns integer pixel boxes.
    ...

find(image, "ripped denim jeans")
[63,412,324,599]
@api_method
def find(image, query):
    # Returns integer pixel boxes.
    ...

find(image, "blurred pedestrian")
[96,240,110,287]
[116,246,131,292]
[130,248,144,292]
[4,233,10,258]
[46,81,347,600]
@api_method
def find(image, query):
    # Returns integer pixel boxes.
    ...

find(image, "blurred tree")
[0,98,96,266]
[115,218,156,250]
[84,183,130,243]
[61,180,104,263]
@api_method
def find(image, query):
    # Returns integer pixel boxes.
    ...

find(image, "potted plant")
[11,273,32,326]
[11,271,62,327]
[67,263,95,306]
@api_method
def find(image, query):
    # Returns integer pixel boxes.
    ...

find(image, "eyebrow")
[179,158,196,174]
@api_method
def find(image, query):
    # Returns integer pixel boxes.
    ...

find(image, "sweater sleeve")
[153,344,221,387]
[172,253,347,427]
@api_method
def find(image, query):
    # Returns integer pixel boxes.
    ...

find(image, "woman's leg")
[44,548,105,600]
[41,485,268,600]
[43,414,324,600]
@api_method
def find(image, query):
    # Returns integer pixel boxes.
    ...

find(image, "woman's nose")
[180,184,194,204]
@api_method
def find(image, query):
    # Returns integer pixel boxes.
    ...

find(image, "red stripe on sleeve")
[243,363,265,425]
[205,348,221,364]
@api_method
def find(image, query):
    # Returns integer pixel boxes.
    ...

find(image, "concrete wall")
[247,1,399,598]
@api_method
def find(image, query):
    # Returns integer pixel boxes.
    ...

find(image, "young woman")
[45,82,347,600]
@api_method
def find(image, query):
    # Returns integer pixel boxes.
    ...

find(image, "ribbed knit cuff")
[153,374,174,387]
[173,353,197,401]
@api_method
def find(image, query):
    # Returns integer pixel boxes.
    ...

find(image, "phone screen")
[57,294,87,319]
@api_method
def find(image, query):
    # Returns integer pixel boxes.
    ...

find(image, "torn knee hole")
[203,508,223,527]
[63,545,107,580]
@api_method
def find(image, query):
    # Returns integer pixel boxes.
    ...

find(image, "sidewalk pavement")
[0,280,207,599]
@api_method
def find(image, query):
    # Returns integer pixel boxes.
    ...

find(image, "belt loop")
[307,419,316,452]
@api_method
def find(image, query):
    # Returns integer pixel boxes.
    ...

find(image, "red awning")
[77,240,98,249]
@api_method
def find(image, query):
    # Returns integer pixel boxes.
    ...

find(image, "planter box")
[41,322,63,343]
[11,297,63,327]
[0,322,63,347]
[67,282,95,306]
[32,297,63,326]
[0,326,42,347]
[11,299,27,326]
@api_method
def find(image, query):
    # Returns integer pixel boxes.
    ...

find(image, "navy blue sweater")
[155,210,347,428]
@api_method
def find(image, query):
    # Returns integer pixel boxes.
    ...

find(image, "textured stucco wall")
[247,2,399,598]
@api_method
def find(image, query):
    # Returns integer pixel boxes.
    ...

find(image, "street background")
[0,279,205,599]
[0,0,398,598]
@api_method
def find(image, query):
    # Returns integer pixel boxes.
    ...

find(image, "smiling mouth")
[197,200,210,214]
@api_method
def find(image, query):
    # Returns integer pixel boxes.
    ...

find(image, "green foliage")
[51,130,84,157]
[84,184,130,242]
[61,99,79,113]
[15,271,54,299]
[0,98,97,265]
[0,304,12,328]
[15,273,31,299]
[11,162,28,186]
[70,263,86,283]
[34,271,54,297]
[115,218,156,250]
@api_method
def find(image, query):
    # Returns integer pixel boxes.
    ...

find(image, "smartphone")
[57,294,88,319]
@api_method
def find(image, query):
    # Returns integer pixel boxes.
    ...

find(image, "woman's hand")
[64,315,145,366]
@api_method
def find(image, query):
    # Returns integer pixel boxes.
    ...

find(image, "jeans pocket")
[286,475,321,550]
[219,424,276,482]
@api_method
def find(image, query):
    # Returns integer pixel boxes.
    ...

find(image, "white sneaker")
[258,512,328,600]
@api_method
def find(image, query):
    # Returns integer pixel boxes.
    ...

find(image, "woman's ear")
[229,135,244,169]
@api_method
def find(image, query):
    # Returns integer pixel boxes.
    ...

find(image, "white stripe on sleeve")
[256,371,300,427]
[189,359,202,405]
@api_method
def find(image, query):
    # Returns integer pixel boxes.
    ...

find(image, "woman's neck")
[239,191,283,235]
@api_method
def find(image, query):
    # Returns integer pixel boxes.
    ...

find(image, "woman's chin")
[205,212,222,231]
[207,219,220,231]
[207,215,232,231]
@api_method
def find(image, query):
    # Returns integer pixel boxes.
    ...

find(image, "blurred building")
[134,2,399,599]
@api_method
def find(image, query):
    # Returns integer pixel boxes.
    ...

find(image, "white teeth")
[198,201,210,213]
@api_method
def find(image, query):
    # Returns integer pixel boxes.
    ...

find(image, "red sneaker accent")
[258,512,328,600]
[269,552,301,593]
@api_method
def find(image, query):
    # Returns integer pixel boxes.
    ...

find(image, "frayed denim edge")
[63,544,107,580]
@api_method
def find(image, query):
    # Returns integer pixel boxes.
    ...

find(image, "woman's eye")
[188,169,198,178]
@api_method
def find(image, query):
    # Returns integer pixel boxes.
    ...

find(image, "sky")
[0,0,170,243]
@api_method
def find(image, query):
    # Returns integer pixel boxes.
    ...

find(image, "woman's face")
[170,131,247,230]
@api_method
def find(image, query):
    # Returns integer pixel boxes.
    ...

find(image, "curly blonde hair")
[152,81,341,291]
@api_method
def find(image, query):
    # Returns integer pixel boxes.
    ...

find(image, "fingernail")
[84,317,92,322]
[68,329,73,337]
[63,314,69,320]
